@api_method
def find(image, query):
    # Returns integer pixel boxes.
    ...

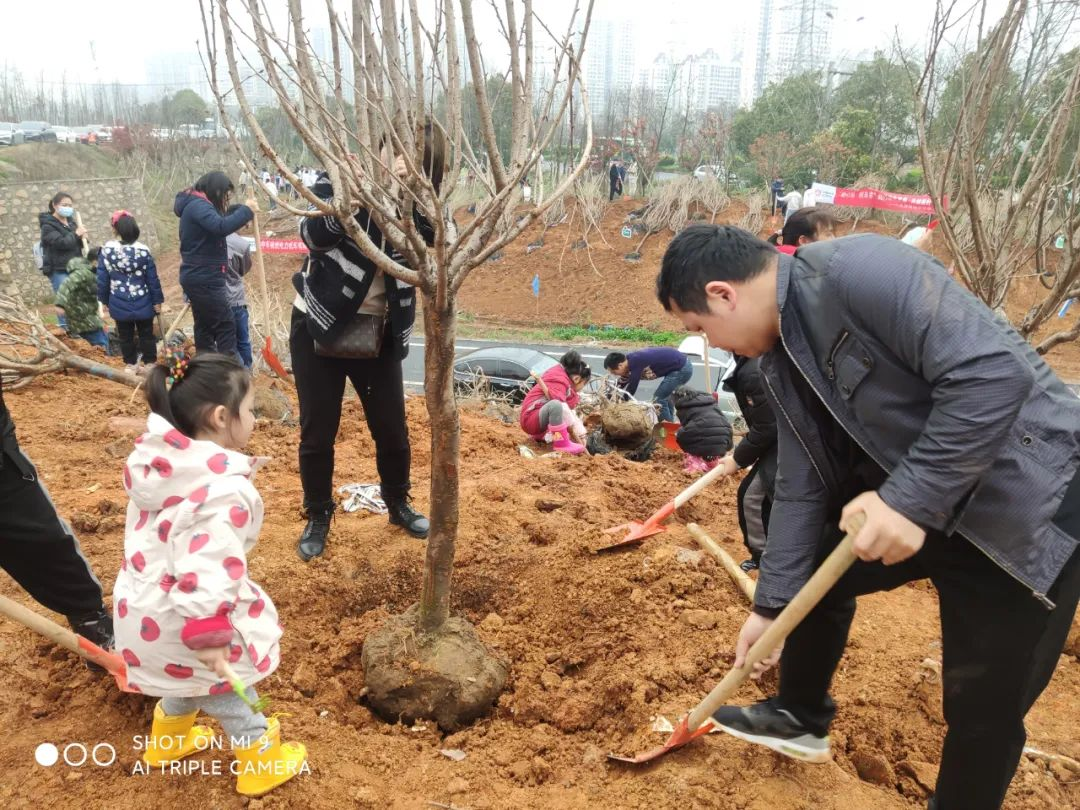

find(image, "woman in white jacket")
[113,351,306,797]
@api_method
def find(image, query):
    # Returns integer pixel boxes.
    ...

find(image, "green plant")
[548,324,683,345]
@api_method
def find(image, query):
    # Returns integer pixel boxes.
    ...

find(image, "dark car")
[18,121,56,143]
[453,346,558,403]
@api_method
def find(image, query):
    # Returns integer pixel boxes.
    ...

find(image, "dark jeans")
[0,447,105,618]
[653,357,694,422]
[49,272,69,329]
[289,308,411,507]
[180,266,236,357]
[777,476,1080,810]
[232,305,252,368]
[79,328,110,353]
[116,318,156,365]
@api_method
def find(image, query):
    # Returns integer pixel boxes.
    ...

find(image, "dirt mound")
[0,369,1076,808]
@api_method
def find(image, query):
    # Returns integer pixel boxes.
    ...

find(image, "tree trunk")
[418,296,460,632]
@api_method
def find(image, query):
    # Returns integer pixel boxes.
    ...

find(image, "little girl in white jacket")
[113,350,306,797]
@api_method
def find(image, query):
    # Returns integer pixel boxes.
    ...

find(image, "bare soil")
[0,367,1077,809]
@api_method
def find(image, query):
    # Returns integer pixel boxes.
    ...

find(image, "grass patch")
[547,324,683,345]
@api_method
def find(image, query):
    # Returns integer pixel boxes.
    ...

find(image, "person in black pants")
[289,127,445,560]
[0,377,113,669]
[608,159,623,202]
[719,354,778,571]
[657,225,1080,810]
[174,172,254,357]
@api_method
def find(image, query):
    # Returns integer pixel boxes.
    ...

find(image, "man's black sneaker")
[739,558,759,573]
[68,608,115,673]
[387,499,429,539]
[712,698,830,762]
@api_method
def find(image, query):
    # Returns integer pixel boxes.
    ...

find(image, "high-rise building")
[583,18,635,119]
[750,0,835,98]
[144,53,211,103]
[687,50,742,114]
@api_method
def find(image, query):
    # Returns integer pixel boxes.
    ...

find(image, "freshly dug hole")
[361,604,509,731]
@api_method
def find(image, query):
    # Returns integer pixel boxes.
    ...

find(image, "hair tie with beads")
[164,349,190,391]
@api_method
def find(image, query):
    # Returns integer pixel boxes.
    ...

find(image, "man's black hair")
[603,351,627,371]
[656,224,776,314]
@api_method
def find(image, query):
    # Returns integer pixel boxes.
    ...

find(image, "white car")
[51,126,79,144]
[677,334,742,429]
[693,164,722,180]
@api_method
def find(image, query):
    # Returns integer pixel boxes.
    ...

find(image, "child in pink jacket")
[519,350,591,454]
[113,351,306,797]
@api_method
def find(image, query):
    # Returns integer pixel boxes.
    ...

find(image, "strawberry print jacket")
[113,414,281,697]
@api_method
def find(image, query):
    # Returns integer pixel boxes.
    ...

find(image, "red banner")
[811,183,946,215]
[258,238,308,254]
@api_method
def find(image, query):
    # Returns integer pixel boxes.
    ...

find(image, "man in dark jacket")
[720,354,778,570]
[609,160,623,202]
[0,376,114,670]
[656,225,1080,810]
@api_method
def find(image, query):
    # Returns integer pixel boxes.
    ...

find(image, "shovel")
[600,460,730,550]
[608,513,863,763]
[0,593,131,692]
[250,208,293,386]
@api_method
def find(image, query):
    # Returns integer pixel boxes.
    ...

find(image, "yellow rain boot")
[142,702,215,767]
[233,716,308,797]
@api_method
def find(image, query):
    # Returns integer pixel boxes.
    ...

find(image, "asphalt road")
[402,336,732,402]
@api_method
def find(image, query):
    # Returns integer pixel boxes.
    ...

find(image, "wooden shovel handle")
[686,513,864,731]
[672,461,729,509]
[0,593,122,674]
[686,523,756,602]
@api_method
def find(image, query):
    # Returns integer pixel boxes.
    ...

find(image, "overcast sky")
[0,0,1017,87]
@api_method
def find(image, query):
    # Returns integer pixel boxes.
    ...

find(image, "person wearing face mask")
[39,191,88,330]
[174,172,255,357]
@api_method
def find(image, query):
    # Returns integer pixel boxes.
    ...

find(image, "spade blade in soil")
[596,520,666,551]
[608,716,715,764]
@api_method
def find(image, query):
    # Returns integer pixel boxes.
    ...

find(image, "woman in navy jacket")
[174,172,254,355]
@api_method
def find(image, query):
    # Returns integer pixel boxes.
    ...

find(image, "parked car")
[51,126,79,144]
[149,128,174,140]
[0,122,24,146]
[18,121,57,142]
[84,124,111,142]
[693,164,722,180]
[453,347,558,403]
[676,334,742,429]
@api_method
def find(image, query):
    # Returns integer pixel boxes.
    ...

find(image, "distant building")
[584,18,635,119]
[143,53,211,103]
[751,0,835,99]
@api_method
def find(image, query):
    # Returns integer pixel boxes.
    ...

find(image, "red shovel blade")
[261,336,293,384]
[597,520,668,550]
[608,715,715,764]
[77,636,135,693]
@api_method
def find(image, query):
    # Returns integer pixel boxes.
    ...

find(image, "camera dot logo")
[35,743,59,767]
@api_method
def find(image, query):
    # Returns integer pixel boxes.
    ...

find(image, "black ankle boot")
[386,498,429,539]
[67,608,114,673]
[298,502,335,561]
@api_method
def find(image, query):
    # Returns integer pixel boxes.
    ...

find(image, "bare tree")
[199,0,594,727]
[912,0,1080,351]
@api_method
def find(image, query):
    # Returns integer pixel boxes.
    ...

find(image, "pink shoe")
[547,422,585,455]
[683,454,720,473]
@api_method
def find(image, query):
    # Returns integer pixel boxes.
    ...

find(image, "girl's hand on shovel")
[195,646,230,679]
[734,612,782,680]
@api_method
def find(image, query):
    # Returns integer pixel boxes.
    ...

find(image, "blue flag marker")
[1059,298,1073,318]
[531,274,540,297]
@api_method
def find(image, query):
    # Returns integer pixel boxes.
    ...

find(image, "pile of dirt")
[0,370,1076,808]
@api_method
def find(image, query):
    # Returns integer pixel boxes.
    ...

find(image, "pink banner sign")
[811,183,946,215]
[258,238,309,254]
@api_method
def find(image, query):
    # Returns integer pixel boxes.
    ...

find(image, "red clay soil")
[0,365,1078,809]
